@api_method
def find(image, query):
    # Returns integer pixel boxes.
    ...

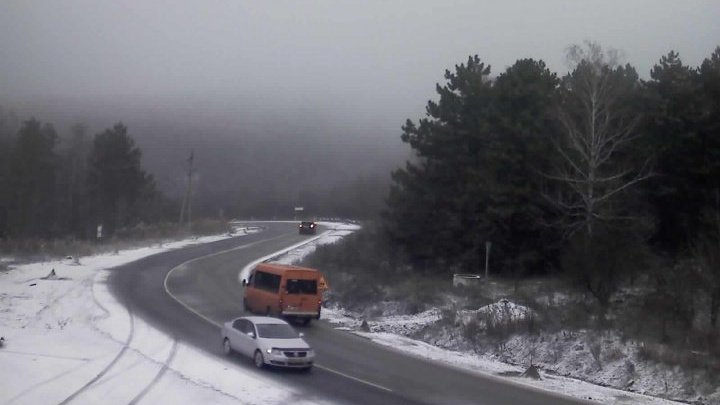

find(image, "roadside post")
[485,241,492,279]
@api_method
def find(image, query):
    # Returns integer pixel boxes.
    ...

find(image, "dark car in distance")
[298,221,317,235]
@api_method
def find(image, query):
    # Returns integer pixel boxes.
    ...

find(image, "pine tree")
[87,123,153,236]
[7,118,59,238]
[56,123,92,237]
[644,49,720,249]
[385,56,495,271]
[384,56,560,275]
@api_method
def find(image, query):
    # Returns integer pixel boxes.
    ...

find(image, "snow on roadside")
[459,298,533,327]
[355,331,682,405]
[0,227,332,405]
[235,222,361,285]
[319,306,685,405]
[269,221,361,266]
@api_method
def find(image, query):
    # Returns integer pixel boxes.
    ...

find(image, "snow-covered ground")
[0,226,336,405]
[1,220,707,404]
[324,297,718,405]
[320,306,690,405]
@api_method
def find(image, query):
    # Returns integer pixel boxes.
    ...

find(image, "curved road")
[109,222,586,405]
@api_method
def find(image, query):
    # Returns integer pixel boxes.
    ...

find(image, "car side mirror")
[247,331,255,339]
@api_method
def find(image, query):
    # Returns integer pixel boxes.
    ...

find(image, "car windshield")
[255,323,299,339]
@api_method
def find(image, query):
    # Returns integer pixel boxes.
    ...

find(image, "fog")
[1,1,718,217]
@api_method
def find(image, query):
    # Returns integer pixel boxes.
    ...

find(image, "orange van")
[242,263,326,325]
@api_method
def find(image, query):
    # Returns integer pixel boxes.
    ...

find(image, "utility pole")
[179,150,195,228]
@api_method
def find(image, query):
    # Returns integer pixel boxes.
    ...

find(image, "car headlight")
[267,348,283,355]
[306,349,314,356]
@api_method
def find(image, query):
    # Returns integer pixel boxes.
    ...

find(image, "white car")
[221,316,314,370]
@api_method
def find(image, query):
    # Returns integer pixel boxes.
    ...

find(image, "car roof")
[236,316,290,325]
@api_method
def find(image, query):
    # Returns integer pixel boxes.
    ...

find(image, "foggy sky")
[1,1,719,215]
[2,1,718,111]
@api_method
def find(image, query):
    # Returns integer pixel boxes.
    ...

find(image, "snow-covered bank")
[320,306,687,405]
[0,227,333,405]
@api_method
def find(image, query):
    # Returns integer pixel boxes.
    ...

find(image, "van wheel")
[222,338,232,355]
[265,306,272,316]
[301,318,311,326]
[243,298,250,312]
[254,350,265,368]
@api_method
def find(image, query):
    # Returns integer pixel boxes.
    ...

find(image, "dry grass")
[0,219,229,261]
[638,342,720,372]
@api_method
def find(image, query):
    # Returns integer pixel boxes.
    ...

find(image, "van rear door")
[281,270,320,318]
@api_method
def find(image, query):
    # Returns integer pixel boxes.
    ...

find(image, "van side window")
[253,270,281,292]
[286,279,318,295]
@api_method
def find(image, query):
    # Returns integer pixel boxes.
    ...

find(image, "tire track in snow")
[30,276,90,327]
[128,339,179,405]
[4,273,130,405]
[4,361,92,405]
[58,308,136,405]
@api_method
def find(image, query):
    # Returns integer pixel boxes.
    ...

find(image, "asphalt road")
[109,222,588,405]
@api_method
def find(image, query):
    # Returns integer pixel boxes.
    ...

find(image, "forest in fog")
[0,94,405,240]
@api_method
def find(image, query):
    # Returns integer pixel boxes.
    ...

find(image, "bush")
[560,226,652,308]
[388,277,449,314]
[0,237,95,260]
[463,318,482,348]
[304,224,419,312]
[305,223,395,275]
[440,307,457,325]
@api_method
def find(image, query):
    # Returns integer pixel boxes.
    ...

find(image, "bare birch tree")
[547,42,652,307]
[548,41,651,238]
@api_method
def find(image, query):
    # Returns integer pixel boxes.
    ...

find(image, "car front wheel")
[254,350,265,368]
[223,338,232,355]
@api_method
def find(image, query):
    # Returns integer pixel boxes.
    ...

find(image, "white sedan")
[221,316,315,370]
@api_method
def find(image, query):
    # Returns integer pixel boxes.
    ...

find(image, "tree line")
[384,43,720,319]
[0,117,168,240]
